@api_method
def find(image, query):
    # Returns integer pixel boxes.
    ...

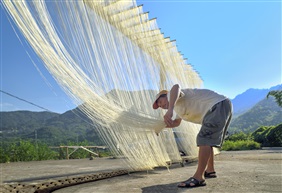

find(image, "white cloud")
[0,103,20,111]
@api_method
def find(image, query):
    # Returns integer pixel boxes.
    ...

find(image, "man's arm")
[168,84,181,110]
[165,118,182,128]
[164,84,181,126]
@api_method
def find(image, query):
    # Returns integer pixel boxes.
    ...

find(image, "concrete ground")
[1,157,128,184]
[54,149,282,193]
[1,149,281,193]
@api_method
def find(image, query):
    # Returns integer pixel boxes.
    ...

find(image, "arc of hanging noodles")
[83,0,202,87]
[2,0,203,170]
[83,0,199,118]
[80,1,202,134]
[85,0,200,89]
[4,0,164,130]
[97,0,204,162]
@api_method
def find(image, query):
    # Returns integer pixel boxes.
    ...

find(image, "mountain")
[231,84,282,117]
[229,96,282,133]
[0,111,59,133]
[0,109,103,146]
[1,85,281,144]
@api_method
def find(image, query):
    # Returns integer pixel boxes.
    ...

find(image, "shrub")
[227,131,253,141]
[252,123,282,147]
[222,140,261,151]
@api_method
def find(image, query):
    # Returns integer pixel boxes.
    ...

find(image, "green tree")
[10,140,37,162]
[267,90,282,107]
[36,142,58,160]
[0,140,58,163]
[0,146,10,163]
[252,124,282,147]
[264,124,282,147]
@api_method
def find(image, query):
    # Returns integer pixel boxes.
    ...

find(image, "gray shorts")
[197,99,233,147]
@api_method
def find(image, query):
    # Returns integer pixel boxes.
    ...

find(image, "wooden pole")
[66,147,69,160]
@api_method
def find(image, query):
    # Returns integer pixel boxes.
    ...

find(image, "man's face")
[157,96,169,109]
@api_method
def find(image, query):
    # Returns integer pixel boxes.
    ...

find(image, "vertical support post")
[66,147,69,160]
[60,147,63,159]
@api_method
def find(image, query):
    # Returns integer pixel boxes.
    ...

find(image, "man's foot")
[177,177,206,188]
[204,171,217,178]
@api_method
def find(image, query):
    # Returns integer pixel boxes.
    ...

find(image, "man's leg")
[178,145,211,187]
[193,145,212,181]
[205,147,215,173]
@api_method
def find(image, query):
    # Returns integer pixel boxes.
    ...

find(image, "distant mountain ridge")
[231,84,282,117]
[0,109,103,145]
[0,111,58,133]
[229,96,282,133]
[1,84,281,144]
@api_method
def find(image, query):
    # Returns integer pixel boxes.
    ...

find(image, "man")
[152,84,232,188]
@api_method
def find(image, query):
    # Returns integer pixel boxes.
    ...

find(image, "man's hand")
[164,109,173,127]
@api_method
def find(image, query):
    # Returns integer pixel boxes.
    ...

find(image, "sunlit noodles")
[3,0,204,170]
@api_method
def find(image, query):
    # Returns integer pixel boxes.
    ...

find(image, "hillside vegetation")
[229,96,282,133]
[222,123,282,151]
[0,109,104,146]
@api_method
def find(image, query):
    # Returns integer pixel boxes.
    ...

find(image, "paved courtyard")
[1,149,281,193]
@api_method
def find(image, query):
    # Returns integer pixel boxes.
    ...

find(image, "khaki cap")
[152,90,168,109]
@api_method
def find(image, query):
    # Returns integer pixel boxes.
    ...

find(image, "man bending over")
[152,84,232,188]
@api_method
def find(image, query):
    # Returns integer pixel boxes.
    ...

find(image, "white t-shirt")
[169,88,227,124]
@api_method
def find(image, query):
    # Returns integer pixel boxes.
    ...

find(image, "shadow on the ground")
[141,182,207,193]
[142,182,179,193]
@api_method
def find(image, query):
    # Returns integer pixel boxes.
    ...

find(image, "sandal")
[177,177,206,188]
[204,171,217,178]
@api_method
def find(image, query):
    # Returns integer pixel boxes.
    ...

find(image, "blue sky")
[1,0,281,113]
